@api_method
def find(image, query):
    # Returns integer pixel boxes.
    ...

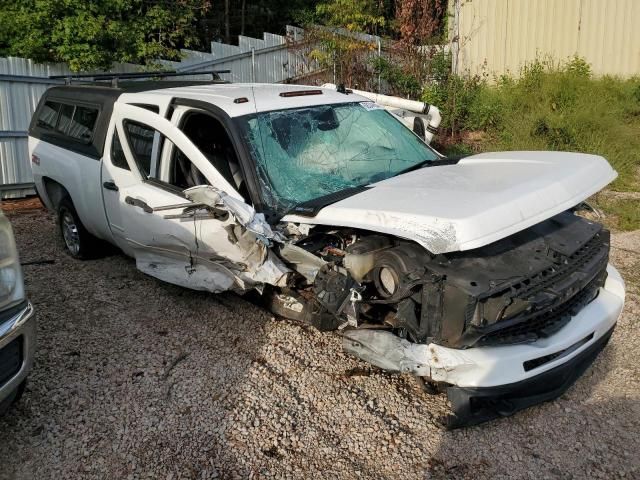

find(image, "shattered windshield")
[237,102,439,211]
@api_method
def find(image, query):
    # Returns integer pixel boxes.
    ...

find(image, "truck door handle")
[124,196,153,213]
[103,181,119,191]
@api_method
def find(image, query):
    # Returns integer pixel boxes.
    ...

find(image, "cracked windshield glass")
[239,102,438,210]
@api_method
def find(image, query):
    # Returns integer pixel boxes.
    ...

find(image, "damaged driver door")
[105,102,263,293]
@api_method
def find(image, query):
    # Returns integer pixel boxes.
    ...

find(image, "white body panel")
[283,151,617,254]
[344,264,625,388]
[29,137,112,241]
[118,83,366,118]
[101,103,288,292]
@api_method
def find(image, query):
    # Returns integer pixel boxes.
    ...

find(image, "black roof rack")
[49,70,231,87]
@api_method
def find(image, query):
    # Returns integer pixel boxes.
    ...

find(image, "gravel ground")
[0,205,638,479]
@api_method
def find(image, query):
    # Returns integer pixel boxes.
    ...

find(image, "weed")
[429,56,640,209]
[595,196,640,231]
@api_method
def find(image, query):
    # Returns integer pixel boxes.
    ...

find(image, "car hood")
[281,151,617,254]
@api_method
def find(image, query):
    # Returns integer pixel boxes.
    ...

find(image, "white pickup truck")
[28,79,625,427]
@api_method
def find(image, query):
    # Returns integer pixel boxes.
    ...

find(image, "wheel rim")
[61,210,80,255]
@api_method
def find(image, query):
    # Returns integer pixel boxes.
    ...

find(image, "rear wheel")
[58,197,99,259]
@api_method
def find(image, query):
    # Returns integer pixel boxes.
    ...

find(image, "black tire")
[0,380,26,416]
[58,197,99,259]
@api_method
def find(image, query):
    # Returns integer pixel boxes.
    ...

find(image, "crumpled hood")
[282,151,617,254]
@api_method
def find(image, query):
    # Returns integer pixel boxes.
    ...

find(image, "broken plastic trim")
[342,324,617,428]
[184,185,286,245]
[342,329,472,378]
[446,325,614,428]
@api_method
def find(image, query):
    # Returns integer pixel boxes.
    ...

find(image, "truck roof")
[42,82,364,118]
[30,81,368,161]
[117,83,365,117]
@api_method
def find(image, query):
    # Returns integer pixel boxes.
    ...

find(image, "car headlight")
[0,213,24,310]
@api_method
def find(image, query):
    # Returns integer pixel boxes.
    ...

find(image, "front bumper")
[343,264,625,426]
[0,301,35,407]
[446,323,615,427]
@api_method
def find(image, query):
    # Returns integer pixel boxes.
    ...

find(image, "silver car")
[0,210,34,415]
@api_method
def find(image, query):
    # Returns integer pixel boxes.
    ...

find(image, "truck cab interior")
[178,111,247,198]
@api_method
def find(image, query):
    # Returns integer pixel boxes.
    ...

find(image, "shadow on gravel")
[427,319,640,479]
[1,209,438,478]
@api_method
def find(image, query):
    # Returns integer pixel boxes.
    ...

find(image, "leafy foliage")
[295,0,444,92]
[371,56,422,97]
[0,0,446,78]
[0,0,210,71]
[293,0,386,87]
[315,0,386,32]
[395,0,446,45]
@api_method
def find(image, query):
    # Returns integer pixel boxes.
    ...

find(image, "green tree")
[0,0,211,71]
[292,0,388,87]
[315,0,385,33]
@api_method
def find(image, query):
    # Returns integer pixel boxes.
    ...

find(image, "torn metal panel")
[135,250,237,293]
[342,329,475,381]
[245,251,290,287]
[125,185,291,293]
[185,185,286,244]
[132,236,288,292]
[278,243,326,282]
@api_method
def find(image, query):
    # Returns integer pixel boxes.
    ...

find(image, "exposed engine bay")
[272,211,610,351]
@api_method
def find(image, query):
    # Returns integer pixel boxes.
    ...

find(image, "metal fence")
[171,26,316,83]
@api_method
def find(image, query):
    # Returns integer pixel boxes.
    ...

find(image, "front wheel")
[58,197,98,259]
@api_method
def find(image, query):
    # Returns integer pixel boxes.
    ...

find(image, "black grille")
[433,215,611,349]
[471,230,610,347]
[502,231,608,301]
[478,271,605,346]
[0,336,23,388]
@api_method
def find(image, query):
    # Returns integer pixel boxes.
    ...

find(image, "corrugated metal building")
[0,57,70,198]
[451,0,640,78]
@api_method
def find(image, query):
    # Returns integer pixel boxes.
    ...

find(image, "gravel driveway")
[0,205,638,479]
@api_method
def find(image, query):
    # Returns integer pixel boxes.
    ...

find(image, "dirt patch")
[0,196,44,214]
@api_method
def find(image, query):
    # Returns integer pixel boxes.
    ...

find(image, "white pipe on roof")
[322,83,442,143]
